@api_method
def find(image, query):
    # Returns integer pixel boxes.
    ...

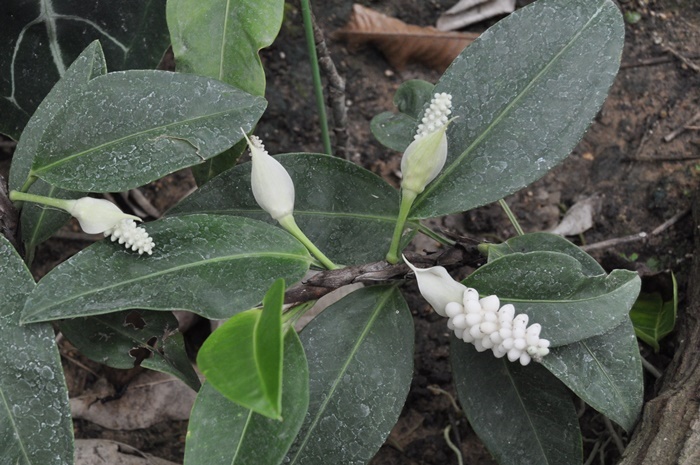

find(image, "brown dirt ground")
[1,0,698,464]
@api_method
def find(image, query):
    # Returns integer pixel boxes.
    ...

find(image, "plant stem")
[9,190,70,210]
[415,223,456,246]
[386,190,417,264]
[278,214,339,270]
[300,0,332,156]
[19,175,38,194]
[498,198,524,236]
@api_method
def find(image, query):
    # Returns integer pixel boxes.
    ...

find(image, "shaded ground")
[1,0,698,463]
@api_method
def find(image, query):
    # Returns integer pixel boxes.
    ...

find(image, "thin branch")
[662,45,700,73]
[663,111,700,142]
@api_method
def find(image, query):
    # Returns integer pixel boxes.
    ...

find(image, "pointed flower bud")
[400,92,452,195]
[404,255,466,317]
[65,197,141,234]
[245,131,295,221]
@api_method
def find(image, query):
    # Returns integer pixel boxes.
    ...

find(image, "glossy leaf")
[198,279,285,418]
[410,0,624,218]
[29,71,266,192]
[451,338,581,465]
[285,285,413,464]
[486,232,604,277]
[370,79,434,152]
[185,330,309,465]
[541,319,642,432]
[168,153,399,265]
[0,236,73,465]
[59,310,201,391]
[629,272,677,352]
[0,1,169,140]
[464,251,641,346]
[22,215,311,323]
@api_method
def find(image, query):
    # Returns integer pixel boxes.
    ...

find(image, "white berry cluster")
[415,92,452,139]
[105,219,155,255]
[444,290,550,366]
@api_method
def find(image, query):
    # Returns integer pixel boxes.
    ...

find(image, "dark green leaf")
[370,79,434,152]
[286,285,413,464]
[185,329,308,465]
[541,319,642,432]
[451,338,581,465]
[410,0,624,218]
[629,272,677,352]
[59,310,201,391]
[22,215,311,323]
[464,251,641,346]
[0,1,169,140]
[198,279,285,418]
[486,232,604,277]
[29,71,266,192]
[190,139,246,186]
[0,236,73,465]
[168,153,399,265]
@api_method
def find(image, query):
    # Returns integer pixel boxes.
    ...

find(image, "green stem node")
[278,214,339,270]
[386,189,418,264]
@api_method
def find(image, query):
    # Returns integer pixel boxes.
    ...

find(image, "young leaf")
[370,79,434,152]
[198,279,285,418]
[485,232,605,277]
[29,71,267,192]
[0,236,74,465]
[541,319,642,432]
[59,310,201,391]
[464,251,641,346]
[0,1,169,140]
[185,329,309,465]
[629,272,677,352]
[22,215,311,323]
[451,338,582,465]
[410,0,624,218]
[168,153,399,265]
[285,285,413,464]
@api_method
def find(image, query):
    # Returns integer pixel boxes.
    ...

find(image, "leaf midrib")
[23,251,310,321]
[497,276,637,305]
[412,0,608,213]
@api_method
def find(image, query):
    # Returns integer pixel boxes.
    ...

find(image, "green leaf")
[486,232,604,277]
[464,251,641,346]
[0,236,73,465]
[21,215,311,323]
[29,71,267,192]
[286,285,413,464]
[0,1,169,140]
[198,279,285,418]
[168,153,399,265]
[410,0,624,218]
[370,79,434,152]
[451,338,581,465]
[9,41,107,192]
[59,310,201,391]
[190,138,246,186]
[168,0,284,97]
[185,329,308,465]
[541,319,642,432]
[629,272,677,352]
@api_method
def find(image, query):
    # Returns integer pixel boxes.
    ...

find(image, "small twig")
[427,385,462,413]
[584,439,603,465]
[59,351,100,378]
[443,425,464,465]
[603,416,625,455]
[662,45,700,73]
[650,208,690,235]
[663,111,700,142]
[620,54,700,69]
[641,356,663,379]
[581,232,648,252]
[128,188,161,218]
[312,14,349,159]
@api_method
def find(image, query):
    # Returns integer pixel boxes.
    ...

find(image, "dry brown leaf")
[333,4,480,72]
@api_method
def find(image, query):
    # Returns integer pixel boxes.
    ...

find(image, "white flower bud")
[404,257,467,317]
[245,132,295,221]
[454,328,464,339]
[464,300,482,313]
[513,338,527,351]
[464,288,479,302]
[462,330,475,343]
[481,337,494,349]
[445,302,464,318]
[105,219,155,255]
[465,313,482,327]
[452,314,468,329]
[501,338,514,350]
[480,295,500,313]
[519,353,532,366]
[507,348,522,362]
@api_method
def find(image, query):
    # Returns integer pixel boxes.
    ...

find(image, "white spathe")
[404,256,467,317]
[65,197,141,234]
[245,132,295,221]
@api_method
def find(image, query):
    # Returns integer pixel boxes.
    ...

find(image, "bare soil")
[1,0,698,463]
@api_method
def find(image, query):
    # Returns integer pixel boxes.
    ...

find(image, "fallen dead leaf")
[75,439,179,465]
[71,370,197,430]
[550,194,603,237]
[333,4,479,71]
